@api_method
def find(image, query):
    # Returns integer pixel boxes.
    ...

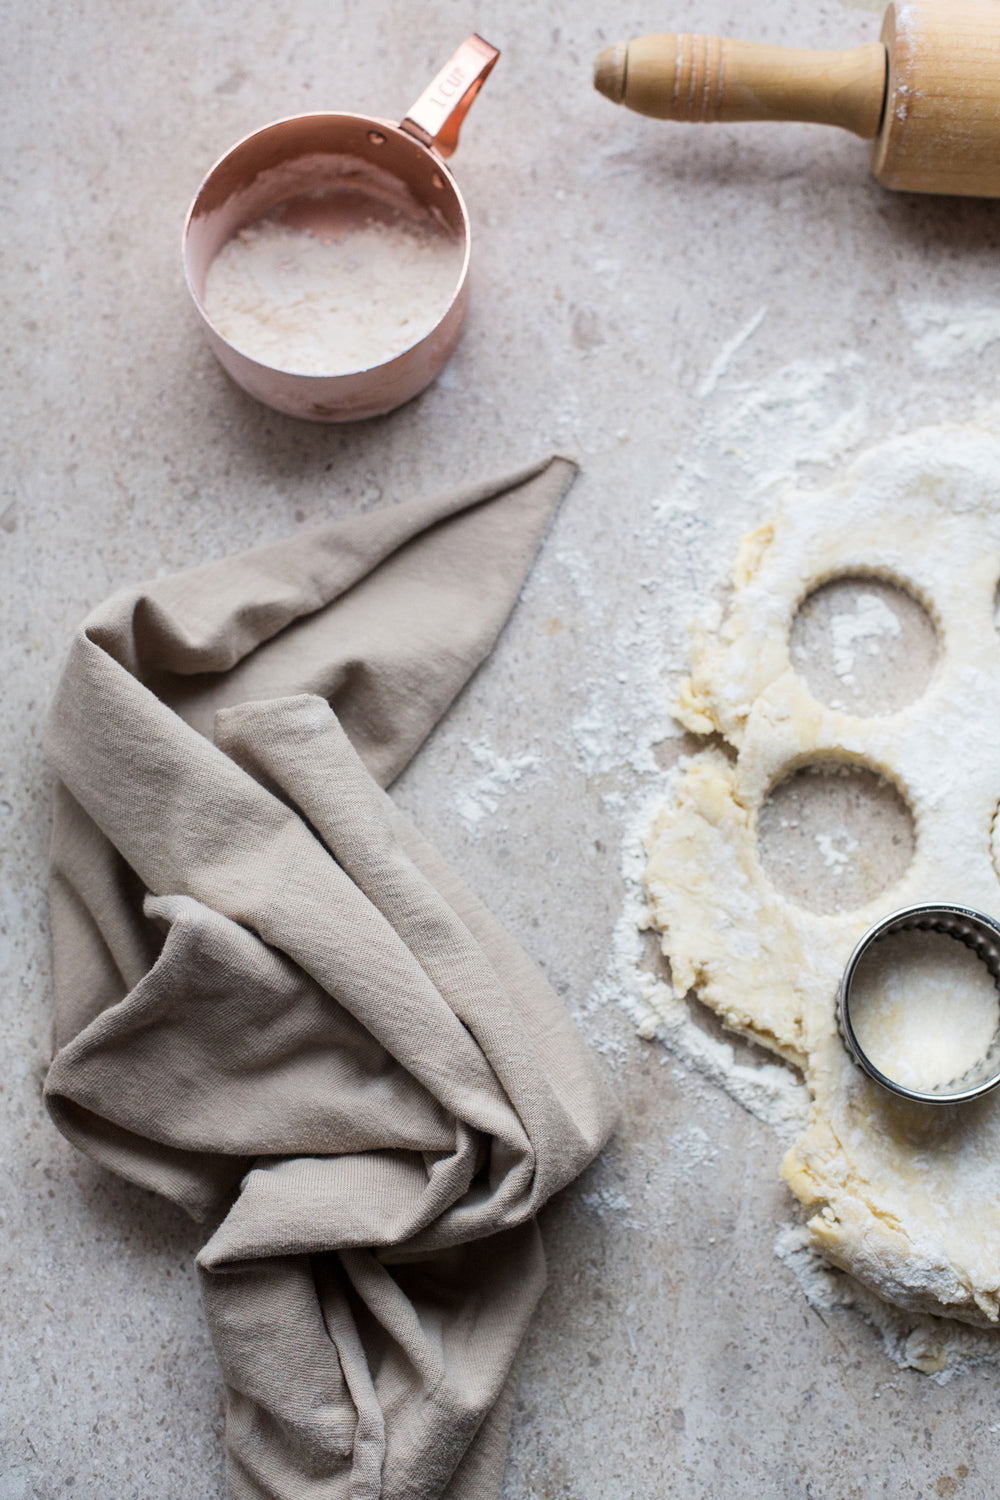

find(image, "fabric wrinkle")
[43,456,617,1499]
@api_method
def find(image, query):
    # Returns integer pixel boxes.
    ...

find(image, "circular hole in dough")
[789,575,937,717]
[847,928,1000,1094]
[756,761,914,914]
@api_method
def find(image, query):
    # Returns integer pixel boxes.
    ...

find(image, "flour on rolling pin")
[203,203,464,376]
[594,0,1000,199]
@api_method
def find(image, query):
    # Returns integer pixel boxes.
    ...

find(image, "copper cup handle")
[400,34,500,159]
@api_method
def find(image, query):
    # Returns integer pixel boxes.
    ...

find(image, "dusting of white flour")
[453,740,541,831]
[493,297,1000,1378]
[899,302,1000,371]
[623,410,1000,1374]
[203,213,463,374]
[570,299,1000,1378]
[825,592,902,684]
[815,829,858,872]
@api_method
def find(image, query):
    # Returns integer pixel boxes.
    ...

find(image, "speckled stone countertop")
[4,1,1000,1495]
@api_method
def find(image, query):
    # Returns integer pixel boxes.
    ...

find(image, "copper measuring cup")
[183,36,499,422]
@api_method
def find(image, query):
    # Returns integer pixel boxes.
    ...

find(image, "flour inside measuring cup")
[202,206,464,376]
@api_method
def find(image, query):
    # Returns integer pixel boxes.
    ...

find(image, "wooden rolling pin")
[594,1,1000,197]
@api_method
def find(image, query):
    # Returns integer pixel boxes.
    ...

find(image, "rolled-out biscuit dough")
[641,415,1000,1327]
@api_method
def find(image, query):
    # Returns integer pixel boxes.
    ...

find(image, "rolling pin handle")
[594,4,1000,199]
[594,34,888,140]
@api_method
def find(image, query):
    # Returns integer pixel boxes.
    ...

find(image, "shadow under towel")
[42,455,618,1500]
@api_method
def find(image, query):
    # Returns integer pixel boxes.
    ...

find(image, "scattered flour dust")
[669,1123,718,1174]
[452,739,541,831]
[697,305,768,399]
[632,414,1000,1374]
[827,592,902,683]
[814,829,858,872]
[899,301,1000,372]
[203,212,463,374]
[581,1186,635,1222]
[583,342,1000,1378]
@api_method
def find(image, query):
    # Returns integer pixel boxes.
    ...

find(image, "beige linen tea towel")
[42,455,617,1500]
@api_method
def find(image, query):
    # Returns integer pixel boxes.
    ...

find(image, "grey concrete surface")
[4,1,1000,1495]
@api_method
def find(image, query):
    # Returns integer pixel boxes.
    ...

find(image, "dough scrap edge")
[639,413,1000,1333]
